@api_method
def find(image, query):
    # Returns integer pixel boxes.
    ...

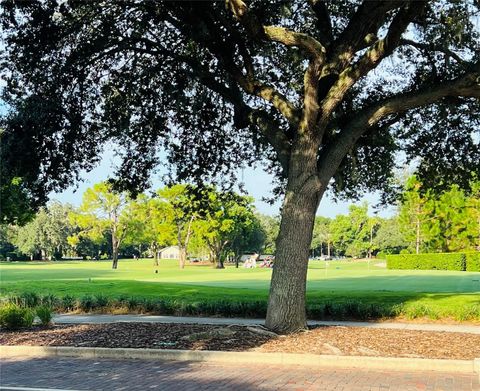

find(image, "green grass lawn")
[1,258,479,321]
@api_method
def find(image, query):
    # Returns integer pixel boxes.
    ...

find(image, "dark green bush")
[61,295,76,311]
[36,305,53,326]
[386,253,466,271]
[77,295,96,312]
[0,304,35,329]
[466,252,480,272]
[94,295,109,308]
[40,293,58,308]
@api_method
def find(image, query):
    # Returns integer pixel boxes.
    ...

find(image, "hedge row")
[386,252,480,271]
[466,252,480,272]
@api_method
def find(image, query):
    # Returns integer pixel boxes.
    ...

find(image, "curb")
[1,345,478,374]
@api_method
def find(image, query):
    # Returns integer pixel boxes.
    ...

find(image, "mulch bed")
[1,323,479,360]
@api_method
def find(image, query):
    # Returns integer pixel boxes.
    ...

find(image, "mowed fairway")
[1,259,479,319]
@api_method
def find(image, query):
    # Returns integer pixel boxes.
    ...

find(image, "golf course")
[1,258,479,321]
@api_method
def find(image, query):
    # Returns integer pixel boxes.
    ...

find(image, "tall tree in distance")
[311,216,333,258]
[157,185,201,269]
[69,183,129,269]
[11,202,74,260]
[124,194,176,265]
[398,177,436,254]
[467,180,480,251]
[193,189,257,269]
[2,1,479,333]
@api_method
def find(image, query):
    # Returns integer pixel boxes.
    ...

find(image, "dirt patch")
[1,323,479,360]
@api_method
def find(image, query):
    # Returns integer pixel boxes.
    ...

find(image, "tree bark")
[415,215,420,254]
[112,248,119,269]
[265,178,322,333]
[112,232,119,269]
[152,243,159,266]
[265,136,324,333]
[179,246,187,269]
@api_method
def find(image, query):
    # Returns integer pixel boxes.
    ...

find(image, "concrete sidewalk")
[53,314,480,334]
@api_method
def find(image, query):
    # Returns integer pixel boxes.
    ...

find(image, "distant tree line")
[2,177,478,266]
[310,177,480,258]
[0,183,280,269]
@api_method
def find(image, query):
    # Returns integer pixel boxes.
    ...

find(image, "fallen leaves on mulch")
[1,323,479,360]
[258,326,480,359]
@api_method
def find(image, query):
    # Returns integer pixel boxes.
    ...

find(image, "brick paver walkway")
[1,356,478,391]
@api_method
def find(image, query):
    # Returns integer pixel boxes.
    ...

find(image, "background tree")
[194,190,257,269]
[229,215,265,267]
[0,224,17,260]
[11,202,73,260]
[2,0,479,333]
[434,185,469,252]
[466,180,480,251]
[157,185,200,269]
[69,183,129,269]
[398,177,436,254]
[256,214,280,255]
[373,217,408,255]
[124,195,176,265]
[311,216,333,258]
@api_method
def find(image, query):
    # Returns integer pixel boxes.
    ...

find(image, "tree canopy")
[1,0,479,333]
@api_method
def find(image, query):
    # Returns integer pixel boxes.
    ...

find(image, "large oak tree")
[1,0,479,333]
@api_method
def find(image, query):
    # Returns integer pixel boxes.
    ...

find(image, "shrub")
[403,304,435,320]
[77,295,96,312]
[18,292,40,307]
[455,305,480,321]
[0,304,35,329]
[466,252,480,272]
[40,293,58,308]
[386,253,466,271]
[36,305,53,326]
[94,295,109,308]
[61,295,76,311]
[376,252,386,260]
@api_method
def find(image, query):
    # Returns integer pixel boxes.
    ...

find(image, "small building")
[158,245,180,259]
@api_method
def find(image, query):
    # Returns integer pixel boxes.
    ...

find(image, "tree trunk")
[415,215,420,254]
[112,249,119,269]
[213,246,224,269]
[112,234,118,269]
[327,242,331,258]
[179,246,187,269]
[152,244,159,266]
[265,165,323,333]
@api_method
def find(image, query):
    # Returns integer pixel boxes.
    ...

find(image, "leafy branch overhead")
[1,0,479,214]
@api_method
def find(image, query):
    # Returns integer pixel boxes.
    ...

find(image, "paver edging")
[1,345,478,374]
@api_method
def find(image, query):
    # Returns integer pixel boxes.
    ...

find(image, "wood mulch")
[1,323,479,360]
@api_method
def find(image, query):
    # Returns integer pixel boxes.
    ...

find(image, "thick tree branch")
[299,59,322,135]
[318,2,426,132]
[333,0,407,63]
[308,0,333,45]
[247,110,291,173]
[227,0,326,60]
[262,25,326,60]
[167,6,301,126]
[318,66,480,181]
[235,76,301,125]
